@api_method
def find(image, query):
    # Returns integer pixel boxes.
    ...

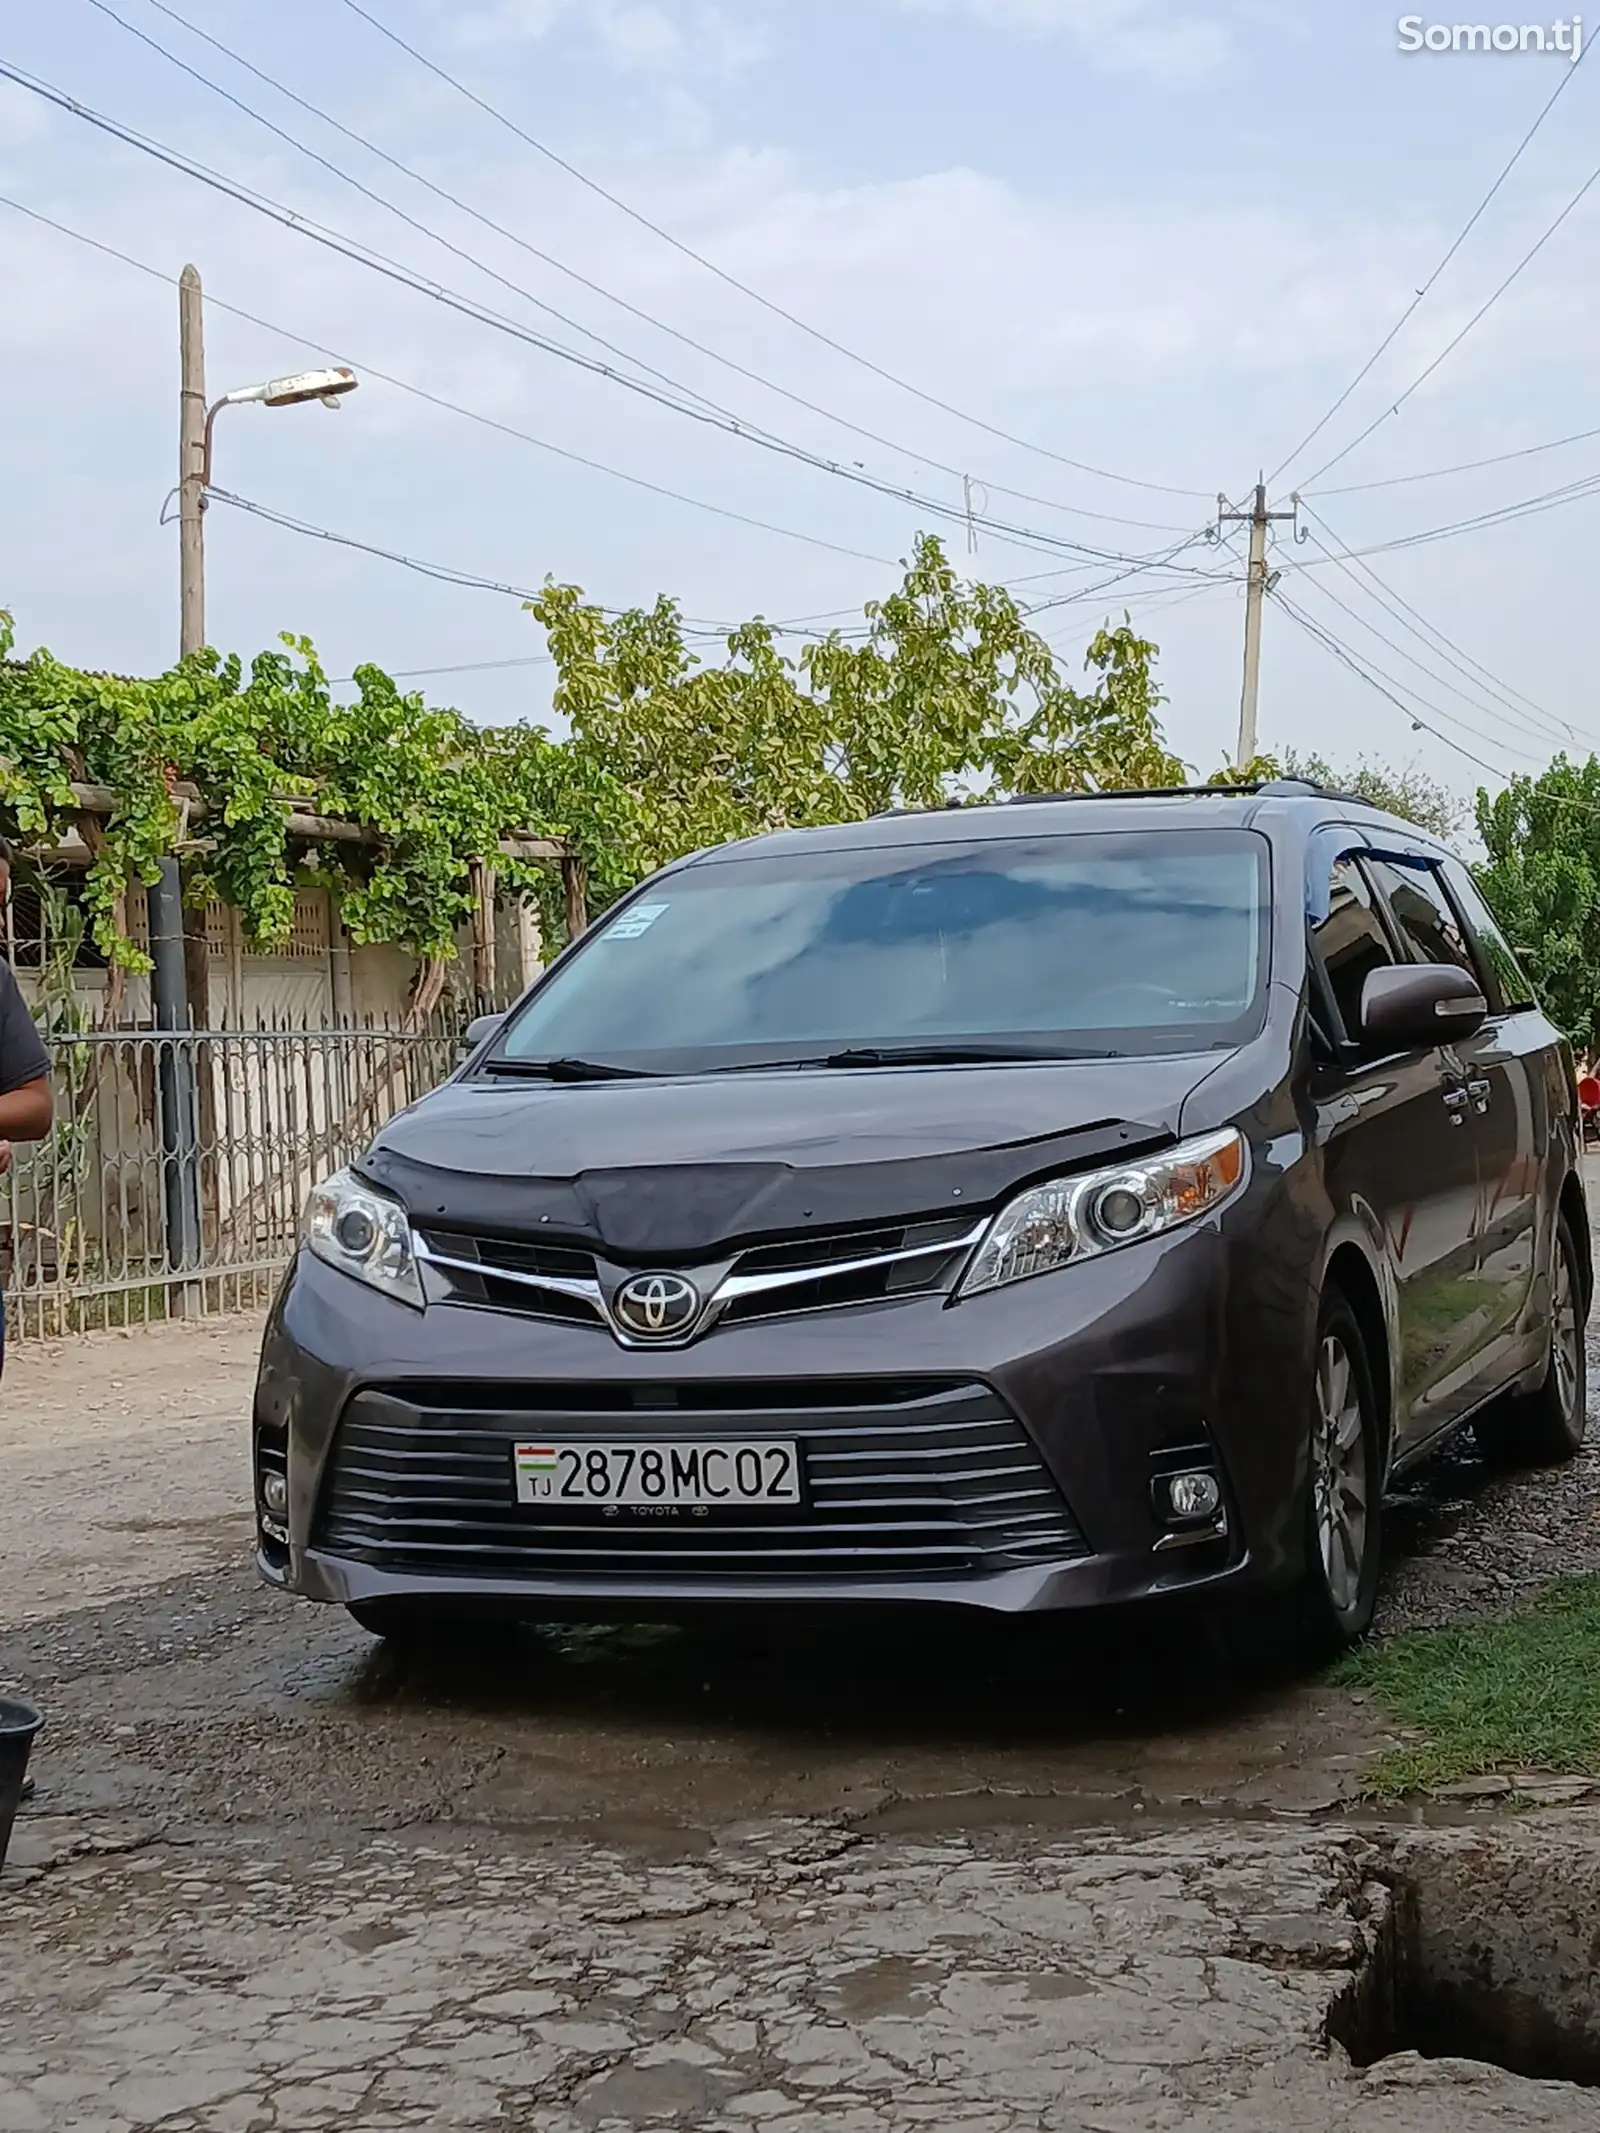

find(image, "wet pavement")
[3,1297,1600,2127]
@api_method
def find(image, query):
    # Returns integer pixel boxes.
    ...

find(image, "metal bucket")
[0,1697,43,1871]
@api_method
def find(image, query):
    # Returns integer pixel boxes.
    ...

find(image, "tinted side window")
[1442,861,1538,1011]
[1313,858,1395,1040]
[1366,859,1476,977]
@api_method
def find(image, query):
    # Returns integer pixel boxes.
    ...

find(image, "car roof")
[677,782,1449,867]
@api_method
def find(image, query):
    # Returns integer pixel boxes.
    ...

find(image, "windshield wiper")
[823,1043,1121,1068]
[481,1056,654,1081]
[702,1042,1122,1075]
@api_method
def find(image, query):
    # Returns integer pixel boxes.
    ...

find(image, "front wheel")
[1475,1212,1588,1468]
[1296,1293,1384,1660]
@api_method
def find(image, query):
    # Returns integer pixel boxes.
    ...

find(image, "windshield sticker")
[607,901,670,939]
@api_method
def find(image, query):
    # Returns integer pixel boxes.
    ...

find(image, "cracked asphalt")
[3,1292,1600,2129]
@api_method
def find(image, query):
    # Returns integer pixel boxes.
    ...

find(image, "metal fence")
[1,1023,461,1338]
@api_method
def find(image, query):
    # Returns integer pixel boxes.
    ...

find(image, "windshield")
[493,829,1270,1073]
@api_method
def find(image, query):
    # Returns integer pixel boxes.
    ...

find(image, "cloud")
[896,0,1232,80]
[2,8,1594,791]
[450,0,765,76]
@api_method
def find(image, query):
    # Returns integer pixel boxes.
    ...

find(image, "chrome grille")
[414,1214,982,1335]
[315,1378,1090,1584]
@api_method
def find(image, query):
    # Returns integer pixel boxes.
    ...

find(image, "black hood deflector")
[362,1115,1169,1261]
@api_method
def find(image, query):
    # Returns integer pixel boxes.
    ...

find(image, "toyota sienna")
[253,780,1590,1657]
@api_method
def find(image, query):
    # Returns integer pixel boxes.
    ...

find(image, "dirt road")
[4,1304,1600,2128]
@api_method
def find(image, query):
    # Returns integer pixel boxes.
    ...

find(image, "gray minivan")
[253,780,1589,1657]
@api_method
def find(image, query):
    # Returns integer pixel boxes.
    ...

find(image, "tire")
[1294,1291,1384,1661]
[1475,1212,1588,1468]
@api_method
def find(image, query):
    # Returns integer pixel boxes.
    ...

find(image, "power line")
[1295,501,1595,749]
[1298,141,1600,491]
[333,0,1213,503]
[0,60,1220,577]
[205,485,566,603]
[1285,575,1547,763]
[1310,422,1600,496]
[1269,41,1593,485]
[331,653,552,684]
[1314,467,1600,560]
[88,0,1197,536]
[208,489,1211,653]
[0,190,896,566]
[1270,589,1518,783]
[78,0,746,428]
[1276,591,1600,831]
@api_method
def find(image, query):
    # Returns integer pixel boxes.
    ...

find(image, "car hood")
[360,1055,1220,1258]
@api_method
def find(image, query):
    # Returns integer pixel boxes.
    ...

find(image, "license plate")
[512,1440,802,1508]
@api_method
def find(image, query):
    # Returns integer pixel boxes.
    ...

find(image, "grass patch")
[1336,1577,1600,1797]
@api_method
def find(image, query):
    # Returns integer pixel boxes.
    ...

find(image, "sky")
[1,0,1597,807]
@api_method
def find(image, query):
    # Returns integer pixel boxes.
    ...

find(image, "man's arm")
[0,1077,52,1141]
[0,961,52,1153]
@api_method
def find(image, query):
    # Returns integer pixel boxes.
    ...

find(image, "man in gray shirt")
[0,837,55,1377]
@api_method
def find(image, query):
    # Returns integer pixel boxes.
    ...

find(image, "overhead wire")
[1297,141,1600,491]
[1269,589,1521,782]
[77,0,752,428]
[1268,39,1593,485]
[85,0,1198,537]
[1305,467,1600,560]
[1310,422,1600,496]
[1275,589,1600,828]
[1,192,909,567]
[0,59,1226,578]
[1284,573,1549,763]
[1294,501,1595,749]
[332,0,1213,502]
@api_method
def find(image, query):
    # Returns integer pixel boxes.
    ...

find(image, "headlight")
[305,1168,424,1309]
[956,1127,1247,1299]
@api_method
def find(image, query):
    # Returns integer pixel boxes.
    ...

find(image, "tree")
[0,533,1189,970]
[528,533,1186,906]
[1477,758,1600,1049]
[1280,750,1467,841]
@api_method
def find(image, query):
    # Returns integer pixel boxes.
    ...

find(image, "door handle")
[1442,1088,1469,1125]
[1467,1077,1491,1113]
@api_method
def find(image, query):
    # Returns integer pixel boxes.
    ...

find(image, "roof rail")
[1001,782,1269,805]
[869,798,972,819]
[873,777,1394,818]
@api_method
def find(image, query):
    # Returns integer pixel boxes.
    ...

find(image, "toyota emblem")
[612,1271,702,1340]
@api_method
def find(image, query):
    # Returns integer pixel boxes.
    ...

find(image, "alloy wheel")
[1312,1332,1369,1617]
[1552,1242,1581,1428]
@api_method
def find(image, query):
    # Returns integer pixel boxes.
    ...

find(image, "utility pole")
[179,264,207,660]
[156,265,206,1301]
[1218,481,1297,769]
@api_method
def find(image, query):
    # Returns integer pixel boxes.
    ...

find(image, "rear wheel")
[1475,1213,1588,1468]
[1296,1293,1383,1660]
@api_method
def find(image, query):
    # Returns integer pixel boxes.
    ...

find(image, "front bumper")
[254,1216,1310,1619]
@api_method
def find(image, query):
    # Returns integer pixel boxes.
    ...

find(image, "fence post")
[561,853,588,942]
[469,859,498,1011]
[147,874,203,1313]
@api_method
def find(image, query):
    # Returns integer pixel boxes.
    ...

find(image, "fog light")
[1165,1471,1221,1522]
[261,1471,289,1520]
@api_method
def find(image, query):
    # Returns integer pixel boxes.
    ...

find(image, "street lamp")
[201,365,359,487]
[152,271,362,1287]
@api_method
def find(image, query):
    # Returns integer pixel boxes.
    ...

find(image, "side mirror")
[1360,963,1488,1050]
[461,1013,505,1056]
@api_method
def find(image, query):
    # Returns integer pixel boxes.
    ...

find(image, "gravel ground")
[6,1212,1600,2127]
[1375,1316,1600,1636]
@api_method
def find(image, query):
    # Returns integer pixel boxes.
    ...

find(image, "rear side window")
[1365,859,1476,978]
[1313,858,1395,1039]
[1441,861,1538,1011]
